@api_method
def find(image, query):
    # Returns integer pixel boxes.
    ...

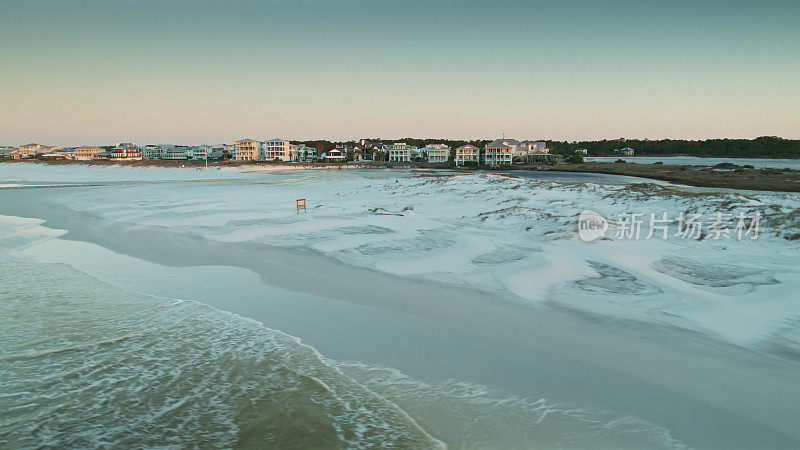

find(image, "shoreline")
[4,205,800,448]
[3,158,800,192]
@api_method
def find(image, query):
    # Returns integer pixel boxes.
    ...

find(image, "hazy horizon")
[2,0,799,146]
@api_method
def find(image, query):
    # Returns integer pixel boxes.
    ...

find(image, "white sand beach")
[2,163,800,448]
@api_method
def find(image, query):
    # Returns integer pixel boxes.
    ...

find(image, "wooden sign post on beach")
[296,199,306,213]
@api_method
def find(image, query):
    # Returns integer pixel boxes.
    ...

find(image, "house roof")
[486,139,519,148]
[456,145,479,150]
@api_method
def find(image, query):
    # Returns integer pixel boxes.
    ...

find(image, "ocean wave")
[0,260,443,449]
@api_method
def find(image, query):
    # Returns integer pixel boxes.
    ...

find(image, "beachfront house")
[484,139,516,166]
[142,145,163,159]
[455,145,480,166]
[264,139,296,161]
[516,141,552,163]
[109,143,142,160]
[188,145,212,160]
[160,146,190,160]
[16,143,60,158]
[324,148,347,162]
[421,144,451,163]
[293,145,316,162]
[386,143,417,162]
[234,139,262,161]
[73,146,105,160]
[620,147,635,156]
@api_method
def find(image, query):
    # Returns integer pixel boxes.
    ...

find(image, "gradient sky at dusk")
[2,0,799,146]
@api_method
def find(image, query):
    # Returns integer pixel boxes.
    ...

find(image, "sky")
[1,0,799,146]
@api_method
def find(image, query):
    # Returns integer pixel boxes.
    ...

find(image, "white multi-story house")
[161,146,190,160]
[575,148,588,155]
[455,145,480,165]
[484,139,516,166]
[294,145,316,162]
[516,141,549,156]
[421,144,450,163]
[234,139,262,161]
[324,148,346,162]
[188,145,212,160]
[263,138,296,161]
[620,147,635,156]
[386,143,417,162]
[141,145,164,159]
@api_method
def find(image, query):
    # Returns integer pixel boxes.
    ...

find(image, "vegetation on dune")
[547,136,800,158]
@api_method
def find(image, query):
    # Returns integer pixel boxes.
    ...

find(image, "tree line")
[296,136,800,158]
[547,136,800,158]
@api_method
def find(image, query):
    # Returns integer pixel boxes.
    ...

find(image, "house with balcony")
[455,145,480,166]
[386,143,417,162]
[109,143,142,160]
[160,146,190,160]
[17,143,56,157]
[263,138,296,161]
[234,139,262,161]
[484,139,516,166]
[73,146,105,160]
[324,148,347,162]
[294,145,316,162]
[142,145,163,159]
[188,145,212,160]
[421,144,450,163]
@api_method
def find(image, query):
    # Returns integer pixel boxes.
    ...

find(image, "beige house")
[73,146,104,160]
[17,143,59,157]
[234,139,262,161]
[455,145,480,165]
[109,144,142,160]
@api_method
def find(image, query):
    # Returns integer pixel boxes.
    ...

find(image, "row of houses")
[2,138,555,166]
[233,139,316,162]
[0,142,229,161]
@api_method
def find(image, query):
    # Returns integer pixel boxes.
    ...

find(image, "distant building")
[17,143,56,157]
[234,139,262,161]
[620,147,635,156]
[188,145,212,160]
[294,145,316,162]
[386,143,417,162]
[484,139,516,166]
[517,141,549,155]
[263,139,296,161]
[161,146,189,160]
[421,144,450,163]
[324,148,346,162]
[109,144,142,160]
[73,146,105,160]
[575,148,588,155]
[142,145,162,159]
[455,145,480,166]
